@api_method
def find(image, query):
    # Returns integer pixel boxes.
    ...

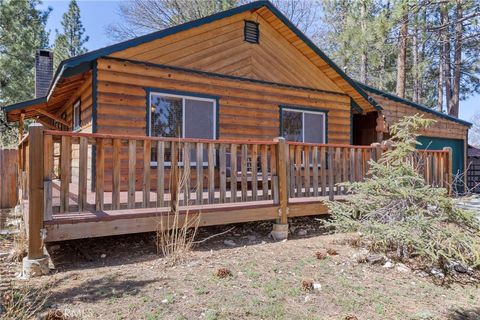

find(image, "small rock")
[396,263,410,273]
[49,244,61,252]
[383,261,394,269]
[297,229,307,236]
[100,254,106,259]
[304,295,312,303]
[366,254,386,265]
[233,233,241,237]
[261,241,267,245]
[223,240,236,247]
[450,261,471,274]
[431,268,445,278]
[313,283,321,291]
[161,299,168,304]
[247,235,256,241]
[415,270,429,277]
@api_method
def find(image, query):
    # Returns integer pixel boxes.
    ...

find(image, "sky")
[41,0,478,123]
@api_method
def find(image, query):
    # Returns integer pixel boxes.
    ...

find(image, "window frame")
[147,89,219,167]
[279,106,328,144]
[72,99,81,131]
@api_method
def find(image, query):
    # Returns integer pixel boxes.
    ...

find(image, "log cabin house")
[1,1,471,269]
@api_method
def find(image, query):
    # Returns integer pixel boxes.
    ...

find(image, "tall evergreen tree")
[53,0,88,66]
[0,0,50,147]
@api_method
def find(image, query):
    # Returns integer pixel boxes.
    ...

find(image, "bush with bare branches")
[156,165,200,263]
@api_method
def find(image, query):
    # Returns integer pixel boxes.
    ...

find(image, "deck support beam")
[22,123,49,277]
[272,137,289,240]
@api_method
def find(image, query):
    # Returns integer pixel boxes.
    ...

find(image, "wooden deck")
[18,126,452,255]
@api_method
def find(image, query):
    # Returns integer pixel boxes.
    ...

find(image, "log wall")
[95,58,352,191]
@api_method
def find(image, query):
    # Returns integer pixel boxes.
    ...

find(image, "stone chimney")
[35,49,54,98]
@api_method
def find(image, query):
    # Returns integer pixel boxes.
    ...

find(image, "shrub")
[327,115,480,273]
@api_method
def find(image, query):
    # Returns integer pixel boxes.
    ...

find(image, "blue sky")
[40,0,478,123]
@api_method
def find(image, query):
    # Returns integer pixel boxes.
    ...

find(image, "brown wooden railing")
[19,124,453,259]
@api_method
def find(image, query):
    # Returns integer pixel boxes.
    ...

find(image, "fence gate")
[0,149,18,209]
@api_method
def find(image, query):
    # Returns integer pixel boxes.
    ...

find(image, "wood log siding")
[371,93,469,140]
[109,11,342,94]
[95,58,352,191]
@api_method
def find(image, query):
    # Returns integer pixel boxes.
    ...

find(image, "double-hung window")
[73,100,81,131]
[148,91,217,165]
[281,107,326,144]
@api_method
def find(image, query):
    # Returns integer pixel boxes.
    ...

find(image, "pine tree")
[0,0,50,147]
[53,0,89,66]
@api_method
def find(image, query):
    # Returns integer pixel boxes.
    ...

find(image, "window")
[244,20,259,43]
[73,100,81,131]
[148,91,217,165]
[281,107,326,144]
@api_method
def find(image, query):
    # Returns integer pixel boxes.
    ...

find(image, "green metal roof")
[3,0,384,114]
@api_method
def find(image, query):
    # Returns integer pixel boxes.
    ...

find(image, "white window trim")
[282,107,326,144]
[148,92,217,167]
[73,100,81,131]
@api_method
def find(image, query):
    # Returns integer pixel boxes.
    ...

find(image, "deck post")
[272,137,288,240]
[371,142,382,163]
[22,123,49,277]
[443,147,453,195]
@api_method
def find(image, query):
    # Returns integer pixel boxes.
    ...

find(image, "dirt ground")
[2,216,480,320]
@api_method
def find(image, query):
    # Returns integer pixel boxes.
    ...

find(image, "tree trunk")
[395,2,408,98]
[412,12,419,103]
[359,1,368,84]
[440,4,453,112]
[450,0,463,117]
[438,59,444,112]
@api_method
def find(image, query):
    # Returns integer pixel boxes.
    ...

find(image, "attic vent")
[244,20,259,44]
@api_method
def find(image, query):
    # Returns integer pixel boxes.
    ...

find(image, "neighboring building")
[468,145,480,194]
[2,0,471,190]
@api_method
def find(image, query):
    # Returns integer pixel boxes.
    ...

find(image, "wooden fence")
[0,149,18,209]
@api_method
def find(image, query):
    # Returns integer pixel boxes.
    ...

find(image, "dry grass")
[8,226,27,263]
[156,168,200,264]
[0,285,48,320]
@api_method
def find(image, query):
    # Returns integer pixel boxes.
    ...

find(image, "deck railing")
[19,123,453,258]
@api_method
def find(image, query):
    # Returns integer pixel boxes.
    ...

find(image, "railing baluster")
[241,144,248,202]
[320,146,326,196]
[219,144,226,203]
[335,147,341,195]
[95,138,104,211]
[349,148,355,183]
[304,146,311,197]
[183,142,190,205]
[328,146,334,200]
[143,139,151,207]
[342,147,348,194]
[43,134,53,220]
[230,144,237,202]
[312,146,319,197]
[261,145,268,200]
[128,140,136,209]
[208,143,215,204]
[269,144,277,200]
[60,136,71,213]
[78,137,88,211]
[288,145,295,197]
[170,141,179,210]
[295,145,302,197]
[251,144,258,201]
[196,142,203,205]
[112,138,121,210]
